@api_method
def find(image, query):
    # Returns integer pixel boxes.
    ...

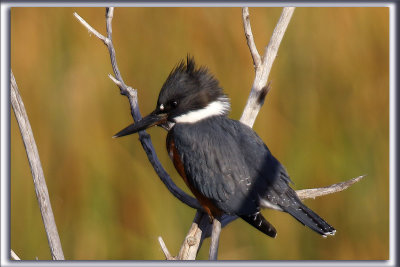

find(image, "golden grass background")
[11,7,389,260]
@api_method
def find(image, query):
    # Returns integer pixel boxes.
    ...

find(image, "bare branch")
[73,12,107,44]
[176,211,204,260]
[240,7,295,127]
[10,71,65,260]
[157,212,211,260]
[262,7,295,75]
[158,236,175,260]
[296,175,366,200]
[11,250,21,260]
[74,8,201,211]
[242,7,261,69]
[209,218,221,260]
[108,74,121,86]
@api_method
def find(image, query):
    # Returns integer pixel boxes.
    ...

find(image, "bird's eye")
[171,100,178,108]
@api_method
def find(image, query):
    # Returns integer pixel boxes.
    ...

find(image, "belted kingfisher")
[114,57,336,238]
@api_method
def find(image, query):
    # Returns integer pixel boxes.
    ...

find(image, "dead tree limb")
[75,7,363,260]
[10,71,65,260]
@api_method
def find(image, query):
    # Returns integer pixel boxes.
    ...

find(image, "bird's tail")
[240,212,277,238]
[284,202,336,237]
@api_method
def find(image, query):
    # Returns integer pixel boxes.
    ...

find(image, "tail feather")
[240,212,277,238]
[284,203,336,237]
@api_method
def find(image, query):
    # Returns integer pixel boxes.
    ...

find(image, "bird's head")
[114,56,230,138]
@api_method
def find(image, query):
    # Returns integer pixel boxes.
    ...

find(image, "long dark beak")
[113,111,167,138]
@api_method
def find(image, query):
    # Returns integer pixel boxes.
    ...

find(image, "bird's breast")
[166,130,222,219]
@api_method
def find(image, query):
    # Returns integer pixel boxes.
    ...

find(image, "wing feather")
[171,117,258,215]
[171,116,294,215]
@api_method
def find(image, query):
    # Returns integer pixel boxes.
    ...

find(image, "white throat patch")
[174,97,230,124]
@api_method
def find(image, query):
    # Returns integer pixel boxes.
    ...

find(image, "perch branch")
[10,71,65,260]
[11,250,21,260]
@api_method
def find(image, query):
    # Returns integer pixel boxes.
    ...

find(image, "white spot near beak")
[160,104,164,111]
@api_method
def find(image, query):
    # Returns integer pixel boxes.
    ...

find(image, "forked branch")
[240,7,295,127]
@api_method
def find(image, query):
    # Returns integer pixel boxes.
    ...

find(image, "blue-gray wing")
[171,116,292,215]
[171,116,335,236]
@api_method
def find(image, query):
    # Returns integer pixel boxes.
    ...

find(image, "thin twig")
[158,236,175,260]
[242,7,261,69]
[11,250,21,260]
[296,175,366,200]
[209,218,221,260]
[262,7,295,78]
[108,74,121,86]
[10,71,65,260]
[73,12,107,44]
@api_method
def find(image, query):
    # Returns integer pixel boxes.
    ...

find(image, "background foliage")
[10,7,389,260]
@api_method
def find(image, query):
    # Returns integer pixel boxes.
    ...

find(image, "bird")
[113,56,336,238]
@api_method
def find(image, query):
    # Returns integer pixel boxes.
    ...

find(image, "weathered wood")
[10,71,65,260]
[209,218,221,260]
[296,175,366,200]
[158,236,175,260]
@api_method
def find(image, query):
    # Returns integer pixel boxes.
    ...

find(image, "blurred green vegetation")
[10,7,389,260]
